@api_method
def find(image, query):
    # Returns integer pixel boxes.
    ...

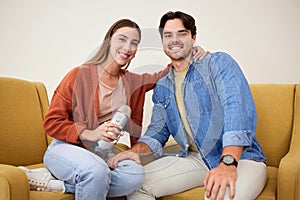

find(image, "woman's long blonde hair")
[84,19,141,71]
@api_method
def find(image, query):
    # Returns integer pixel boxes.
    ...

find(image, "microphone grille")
[118,105,131,117]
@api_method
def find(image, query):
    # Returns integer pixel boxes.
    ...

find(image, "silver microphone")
[96,105,131,152]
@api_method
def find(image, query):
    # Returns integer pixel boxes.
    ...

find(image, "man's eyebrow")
[163,29,189,34]
[178,29,189,33]
[163,31,172,35]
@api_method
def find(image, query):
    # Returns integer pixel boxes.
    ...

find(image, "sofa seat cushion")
[30,191,74,200]
[159,187,204,200]
[256,166,277,200]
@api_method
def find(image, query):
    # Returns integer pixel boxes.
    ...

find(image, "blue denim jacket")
[138,52,266,169]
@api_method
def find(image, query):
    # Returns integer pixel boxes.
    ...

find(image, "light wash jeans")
[128,151,267,200]
[44,139,144,200]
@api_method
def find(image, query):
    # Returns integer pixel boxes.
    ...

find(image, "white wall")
[1,0,300,100]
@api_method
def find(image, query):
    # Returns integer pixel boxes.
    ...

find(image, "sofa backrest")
[250,84,295,168]
[0,77,50,166]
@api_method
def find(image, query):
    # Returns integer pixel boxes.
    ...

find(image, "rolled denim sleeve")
[138,136,164,157]
[223,130,253,147]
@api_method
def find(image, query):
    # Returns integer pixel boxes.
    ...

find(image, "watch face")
[223,155,234,164]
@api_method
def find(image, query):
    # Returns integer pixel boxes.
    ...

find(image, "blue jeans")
[44,139,144,200]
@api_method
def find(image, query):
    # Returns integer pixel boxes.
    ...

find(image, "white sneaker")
[18,166,65,193]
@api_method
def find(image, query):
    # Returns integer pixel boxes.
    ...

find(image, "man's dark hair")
[159,11,197,38]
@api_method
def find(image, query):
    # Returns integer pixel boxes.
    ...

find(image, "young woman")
[20,19,207,199]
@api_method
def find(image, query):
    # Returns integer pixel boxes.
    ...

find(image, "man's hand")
[107,151,141,169]
[203,163,238,200]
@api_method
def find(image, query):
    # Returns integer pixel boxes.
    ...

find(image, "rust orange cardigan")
[44,64,168,147]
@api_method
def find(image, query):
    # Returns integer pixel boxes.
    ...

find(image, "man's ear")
[192,34,197,44]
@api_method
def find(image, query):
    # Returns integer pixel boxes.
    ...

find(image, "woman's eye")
[119,38,126,42]
[131,41,139,46]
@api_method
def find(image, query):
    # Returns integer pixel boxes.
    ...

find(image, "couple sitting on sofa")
[20,11,267,200]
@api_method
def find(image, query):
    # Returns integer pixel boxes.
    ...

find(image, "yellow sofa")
[0,77,299,200]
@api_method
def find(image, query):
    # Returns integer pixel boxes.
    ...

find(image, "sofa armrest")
[277,132,300,200]
[0,164,30,200]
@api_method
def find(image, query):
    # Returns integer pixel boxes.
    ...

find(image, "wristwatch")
[220,155,238,167]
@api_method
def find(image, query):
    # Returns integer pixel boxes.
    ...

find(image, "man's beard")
[164,48,192,61]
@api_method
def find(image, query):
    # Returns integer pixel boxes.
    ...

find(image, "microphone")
[96,105,131,154]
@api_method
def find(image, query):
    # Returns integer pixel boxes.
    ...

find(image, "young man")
[107,11,267,200]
